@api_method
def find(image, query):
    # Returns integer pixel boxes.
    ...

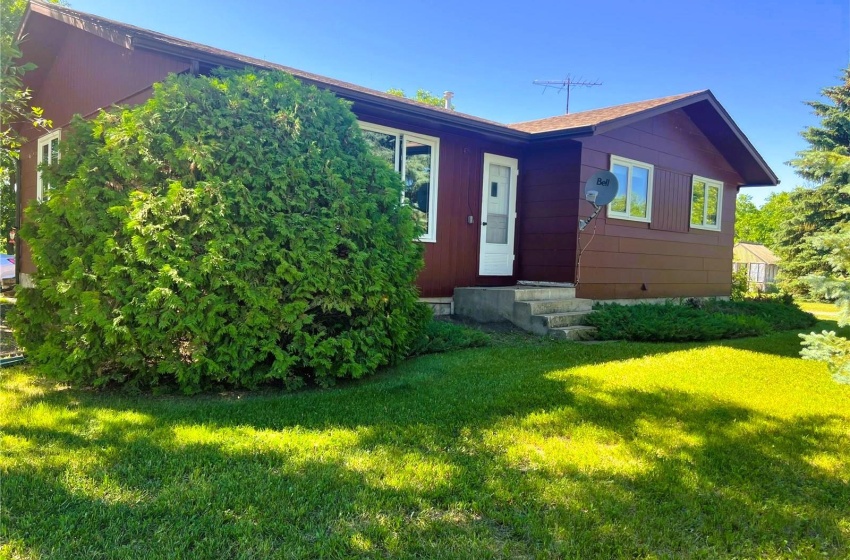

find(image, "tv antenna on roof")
[533,75,602,114]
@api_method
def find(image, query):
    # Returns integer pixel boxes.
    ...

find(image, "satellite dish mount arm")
[579,202,603,231]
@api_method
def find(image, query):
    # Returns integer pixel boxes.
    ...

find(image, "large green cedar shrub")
[11,70,429,392]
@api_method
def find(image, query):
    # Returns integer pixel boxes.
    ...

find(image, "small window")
[37,129,61,202]
[608,155,653,222]
[359,122,440,242]
[690,175,723,230]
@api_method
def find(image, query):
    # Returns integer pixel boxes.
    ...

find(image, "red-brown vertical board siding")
[651,168,690,233]
[575,109,744,300]
[517,140,583,283]
[18,18,192,274]
[352,110,523,297]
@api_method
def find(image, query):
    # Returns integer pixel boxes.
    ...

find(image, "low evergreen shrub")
[746,291,795,305]
[12,69,428,393]
[408,320,490,356]
[586,299,816,342]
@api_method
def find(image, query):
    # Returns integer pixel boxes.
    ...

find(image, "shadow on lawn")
[3,339,849,558]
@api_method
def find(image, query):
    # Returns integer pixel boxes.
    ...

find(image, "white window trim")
[37,129,62,202]
[357,121,401,171]
[690,175,723,231]
[359,121,440,243]
[607,155,654,223]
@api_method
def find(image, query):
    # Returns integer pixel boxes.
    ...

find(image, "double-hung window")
[690,175,723,230]
[608,155,653,222]
[37,130,61,202]
[359,122,439,242]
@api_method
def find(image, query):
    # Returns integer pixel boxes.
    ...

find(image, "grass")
[798,300,842,321]
[2,324,850,558]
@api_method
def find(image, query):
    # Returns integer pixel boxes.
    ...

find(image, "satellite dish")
[584,170,619,207]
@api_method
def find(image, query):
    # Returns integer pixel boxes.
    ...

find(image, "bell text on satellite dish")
[584,170,619,207]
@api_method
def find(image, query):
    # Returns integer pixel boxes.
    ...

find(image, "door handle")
[482,222,487,226]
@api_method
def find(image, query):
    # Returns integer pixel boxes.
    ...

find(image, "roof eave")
[695,91,780,186]
[525,125,597,141]
[29,0,134,49]
[26,1,527,142]
[738,181,782,188]
[130,35,530,142]
[349,94,531,142]
[533,91,779,186]
[589,92,709,136]
[15,4,33,43]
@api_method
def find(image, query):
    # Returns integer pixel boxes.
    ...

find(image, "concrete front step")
[453,285,596,340]
[512,298,593,333]
[547,325,597,341]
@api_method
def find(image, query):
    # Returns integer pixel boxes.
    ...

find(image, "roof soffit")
[27,1,133,49]
[524,92,778,186]
[25,1,527,142]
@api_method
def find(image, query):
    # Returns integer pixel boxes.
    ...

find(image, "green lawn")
[798,300,842,321]
[2,326,849,559]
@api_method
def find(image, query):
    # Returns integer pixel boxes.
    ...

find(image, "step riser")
[520,299,593,315]
[512,287,576,302]
[548,326,597,341]
[540,313,587,329]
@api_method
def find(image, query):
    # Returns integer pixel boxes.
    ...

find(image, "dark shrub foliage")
[12,69,428,392]
[586,299,816,342]
[746,291,795,305]
[408,319,490,356]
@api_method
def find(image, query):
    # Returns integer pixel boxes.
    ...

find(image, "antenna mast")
[533,75,602,114]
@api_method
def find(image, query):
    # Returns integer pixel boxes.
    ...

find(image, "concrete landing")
[453,285,596,341]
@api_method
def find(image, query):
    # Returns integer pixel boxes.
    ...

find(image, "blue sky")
[69,0,850,206]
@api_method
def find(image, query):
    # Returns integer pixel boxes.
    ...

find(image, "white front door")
[479,153,518,276]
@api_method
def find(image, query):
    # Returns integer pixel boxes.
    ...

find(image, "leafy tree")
[11,69,428,393]
[734,194,759,244]
[759,191,793,248]
[735,192,792,248]
[387,88,453,109]
[790,67,850,384]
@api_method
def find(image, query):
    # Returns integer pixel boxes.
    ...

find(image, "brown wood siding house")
[14,0,778,302]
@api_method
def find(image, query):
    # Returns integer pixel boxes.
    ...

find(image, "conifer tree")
[776,69,850,296]
[791,67,850,384]
[774,185,850,295]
